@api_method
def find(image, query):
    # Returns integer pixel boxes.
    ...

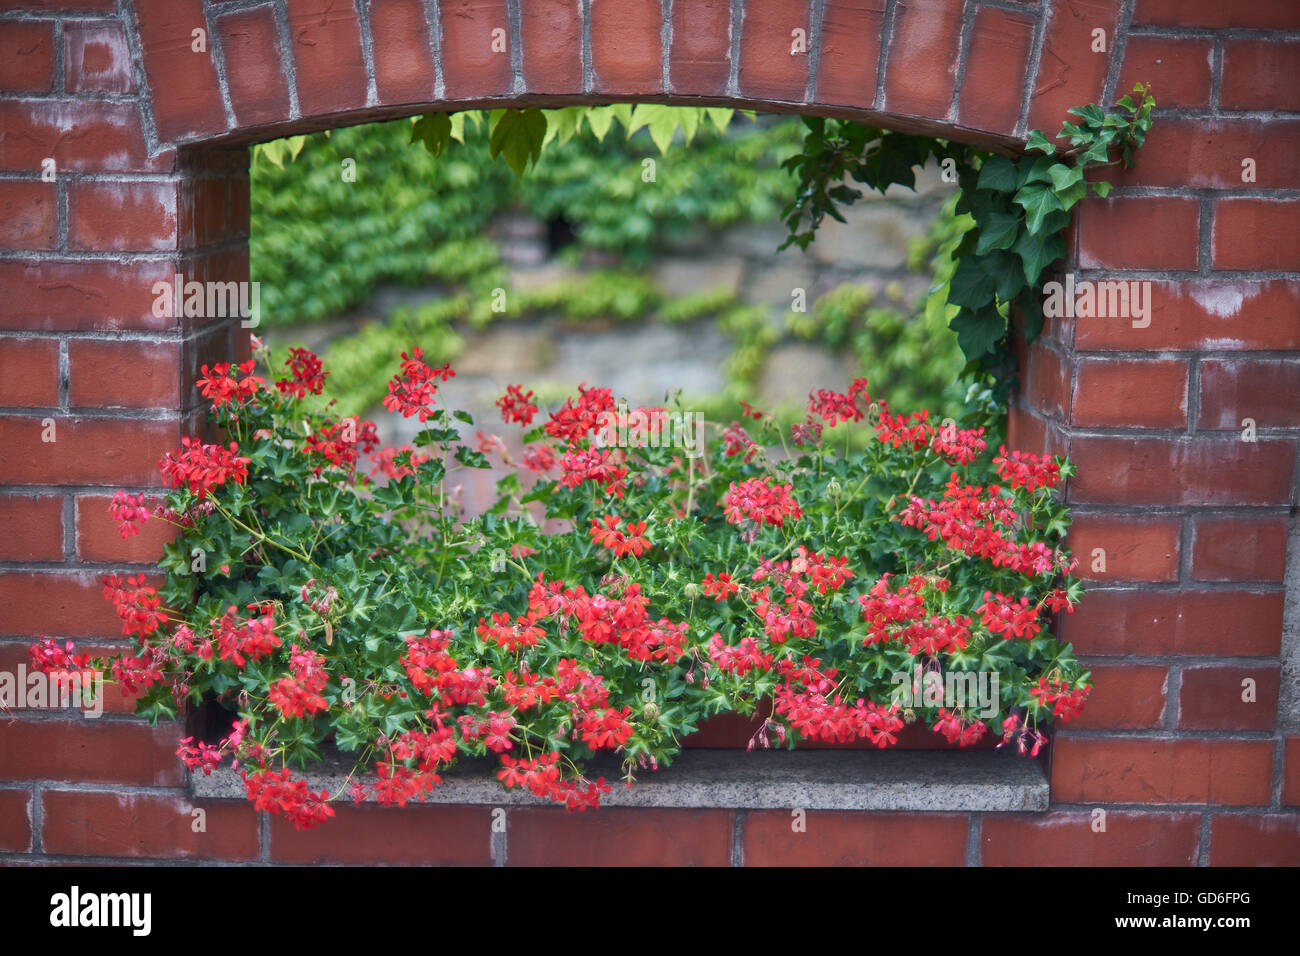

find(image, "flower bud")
[683,582,702,599]
[825,479,842,498]
[642,701,659,721]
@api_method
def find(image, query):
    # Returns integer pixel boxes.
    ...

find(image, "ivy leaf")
[1013,230,1067,284]
[542,107,584,146]
[705,108,735,132]
[1091,179,1113,198]
[948,256,997,309]
[489,109,548,176]
[410,112,453,158]
[976,155,1018,192]
[974,209,1022,253]
[1025,129,1056,155]
[1012,182,1064,235]
[950,305,1004,360]
[610,102,635,134]
[583,106,615,141]
[986,249,1026,302]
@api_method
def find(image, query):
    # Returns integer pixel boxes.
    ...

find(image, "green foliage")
[251,110,802,325]
[776,86,1156,390]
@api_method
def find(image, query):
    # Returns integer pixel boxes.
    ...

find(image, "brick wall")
[0,0,1296,866]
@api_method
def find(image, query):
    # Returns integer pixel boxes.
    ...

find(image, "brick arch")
[1,0,1298,866]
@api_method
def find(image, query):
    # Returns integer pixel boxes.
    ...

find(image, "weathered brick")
[1117,36,1212,109]
[1062,589,1283,657]
[1209,814,1300,866]
[959,6,1033,134]
[816,0,885,109]
[64,19,135,93]
[0,20,54,92]
[1221,39,1300,111]
[286,0,369,115]
[440,0,514,98]
[133,0,228,140]
[1067,515,1180,583]
[0,494,64,562]
[0,719,184,786]
[270,803,493,864]
[1213,199,1299,272]
[738,0,810,102]
[217,5,292,127]
[0,416,176,487]
[68,181,179,253]
[0,336,59,406]
[1190,515,1288,582]
[1051,737,1274,805]
[884,0,962,118]
[41,790,259,860]
[1072,357,1188,428]
[982,811,1200,866]
[508,807,733,865]
[520,0,582,95]
[1178,665,1279,731]
[1077,197,1200,270]
[744,811,968,866]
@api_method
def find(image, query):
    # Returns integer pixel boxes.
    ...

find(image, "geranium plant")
[31,340,1088,829]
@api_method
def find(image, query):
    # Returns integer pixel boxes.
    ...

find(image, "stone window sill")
[190,748,1048,812]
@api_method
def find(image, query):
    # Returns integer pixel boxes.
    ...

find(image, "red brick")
[0,494,63,562]
[0,789,32,852]
[1067,515,1180,583]
[67,339,180,410]
[1071,664,1168,730]
[0,571,135,638]
[1117,36,1212,110]
[1178,666,1279,731]
[217,6,292,127]
[286,0,368,116]
[439,0,514,99]
[1072,358,1188,428]
[0,0,115,9]
[1209,814,1300,866]
[1191,515,1287,582]
[68,181,178,253]
[64,19,135,93]
[1077,197,1200,270]
[0,101,164,174]
[1062,589,1283,657]
[884,0,962,118]
[1221,39,1300,112]
[1051,737,1273,805]
[0,719,184,786]
[959,6,1033,134]
[743,811,966,866]
[816,0,885,109]
[1027,0,1120,138]
[1213,200,1299,272]
[520,0,582,95]
[0,416,176,487]
[1073,280,1300,352]
[76,493,178,565]
[1096,119,1300,191]
[1027,342,1068,420]
[508,807,732,865]
[0,20,54,92]
[1068,436,1294,507]
[271,803,493,864]
[1200,358,1300,431]
[670,0,731,96]
[0,181,56,251]
[369,0,437,103]
[738,0,811,102]
[1285,738,1300,807]
[982,811,1199,866]
[41,790,259,860]
[0,259,180,333]
[1006,403,1050,455]
[177,174,234,248]
[1133,0,1300,29]
[0,336,58,406]
[133,0,227,140]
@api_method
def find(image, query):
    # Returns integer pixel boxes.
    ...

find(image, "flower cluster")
[46,345,1087,830]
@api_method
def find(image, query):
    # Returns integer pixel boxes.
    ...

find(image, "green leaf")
[705,108,735,132]
[610,103,635,134]
[1013,182,1064,235]
[974,209,1022,254]
[1025,129,1056,155]
[454,446,491,469]
[976,155,1018,192]
[583,106,615,141]
[1091,179,1113,198]
[489,108,548,176]
[1013,230,1067,284]
[410,112,453,158]
[986,249,1026,302]
[948,256,997,309]
[950,305,1004,360]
